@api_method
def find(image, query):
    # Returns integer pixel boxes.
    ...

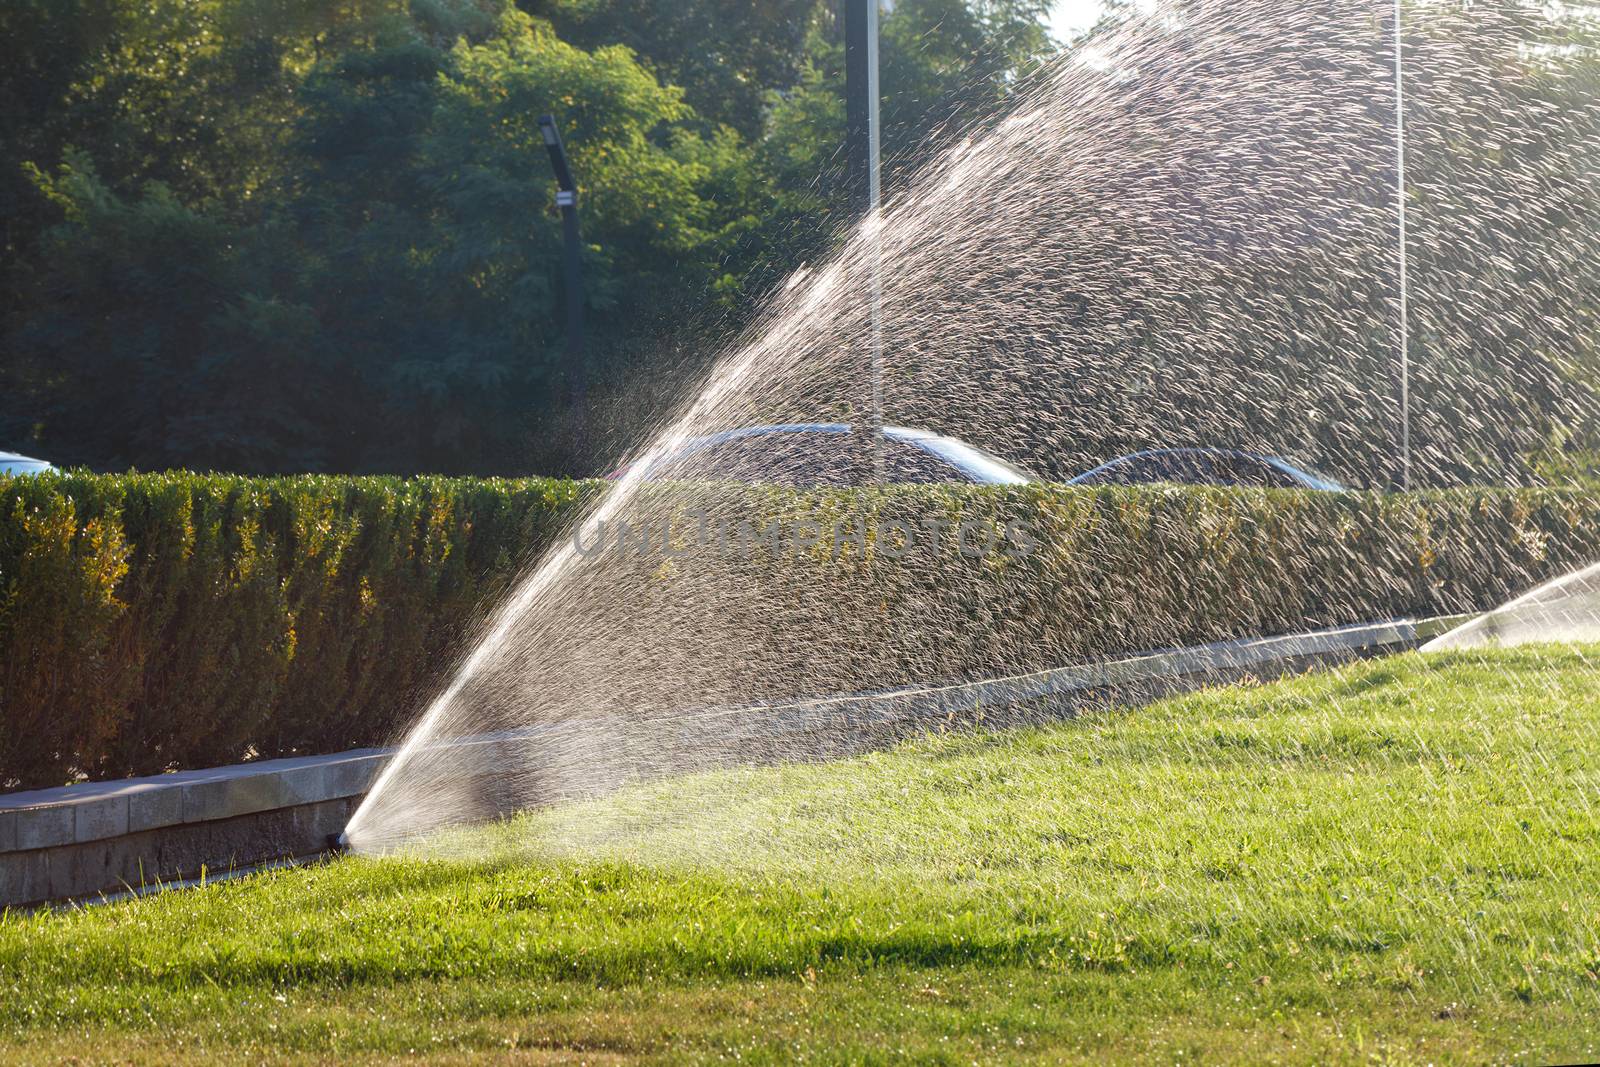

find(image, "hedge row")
[3,473,1599,790]
[0,473,589,790]
[520,483,1600,727]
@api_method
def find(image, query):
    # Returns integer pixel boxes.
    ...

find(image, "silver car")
[1069,448,1344,490]
[0,451,54,476]
[609,424,1036,486]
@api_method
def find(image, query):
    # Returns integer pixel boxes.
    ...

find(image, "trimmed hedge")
[0,473,589,790]
[534,483,1600,723]
[3,473,1599,790]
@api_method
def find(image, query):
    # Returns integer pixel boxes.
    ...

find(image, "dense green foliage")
[2,649,1598,1063]
[7,471,1600,787]
[3,0,1597,484]
[0,470,589,788]
[0,0,1054,476]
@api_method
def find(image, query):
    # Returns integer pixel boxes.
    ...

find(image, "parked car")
[1068,448,1343,490]
[608,423,1037,486]
[0,451,54,476]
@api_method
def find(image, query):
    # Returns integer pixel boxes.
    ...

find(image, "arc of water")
[342,337,773,847]
[1422,562,1600,651]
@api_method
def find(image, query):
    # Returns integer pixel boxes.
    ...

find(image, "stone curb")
[1,749,390,854]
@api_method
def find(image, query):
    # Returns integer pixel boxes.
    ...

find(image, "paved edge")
[0,615,1468,906]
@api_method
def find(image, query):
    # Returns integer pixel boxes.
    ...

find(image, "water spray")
[344,1,1600,856]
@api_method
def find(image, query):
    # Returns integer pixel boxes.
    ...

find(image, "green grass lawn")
[3,647,1599,1064]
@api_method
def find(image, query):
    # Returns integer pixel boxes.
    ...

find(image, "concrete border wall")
[0,750,386,907]
[1,615,1467,907]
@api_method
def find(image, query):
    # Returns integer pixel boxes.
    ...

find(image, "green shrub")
[0,473,589,789]
[0,486,132,787]
[3,474,1599,790]
[582,484,1600,705]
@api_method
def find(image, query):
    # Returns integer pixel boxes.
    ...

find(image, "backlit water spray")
[1425,563,1600,650]
[344,0,1600,854]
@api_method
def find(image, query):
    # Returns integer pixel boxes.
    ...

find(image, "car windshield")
[913,435,1034,484]
[1266,456,1345,491]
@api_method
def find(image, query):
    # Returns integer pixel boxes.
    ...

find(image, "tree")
[15,157,336,471]
[290,9,754,471]
[4,0,1060,474]
[12,7,760,474]
[518,0,824,138]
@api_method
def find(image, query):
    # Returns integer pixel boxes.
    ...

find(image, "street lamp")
[844,0,881,219]
[1392,0,1411,491]
[538,114,588,456]
[844,0,884,481]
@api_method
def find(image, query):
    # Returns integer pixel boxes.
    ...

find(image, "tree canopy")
[0,0,1055,475]
[1,0,1597,482]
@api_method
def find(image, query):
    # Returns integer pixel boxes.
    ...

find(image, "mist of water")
[1425,562,1600,650]
[343,0,1600,854]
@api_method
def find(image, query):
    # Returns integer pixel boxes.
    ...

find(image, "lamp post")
[844,0,884,481]
[1392,0,1411,491]
[844,0,881,219]
[538,114,588,458]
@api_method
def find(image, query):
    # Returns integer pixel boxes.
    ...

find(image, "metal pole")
[538,115,588,462]
[844,0,881,218]
[1393,0,1410,491]
[844,0,884,482]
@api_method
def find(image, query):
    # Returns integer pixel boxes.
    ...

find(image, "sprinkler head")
[327,830,350,853]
